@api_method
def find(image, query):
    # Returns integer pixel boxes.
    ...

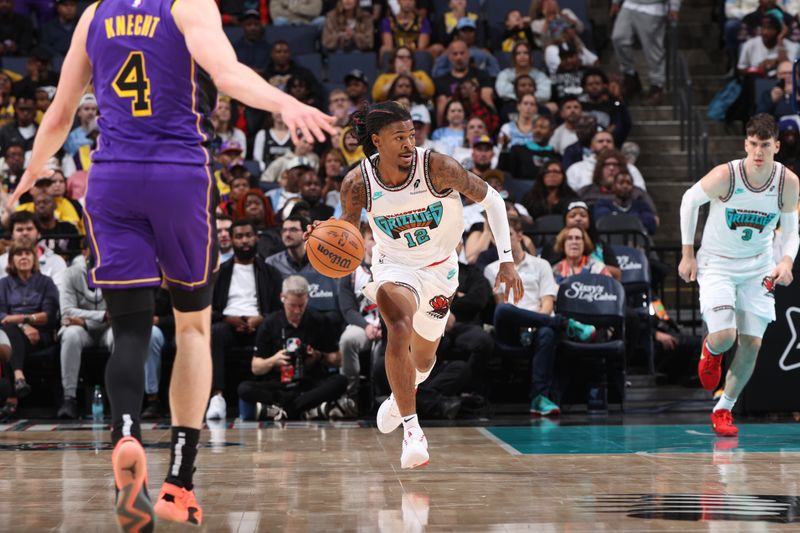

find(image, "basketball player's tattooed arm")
[430,153,525,304]
[339,167,367,229]
[773,169,800,285]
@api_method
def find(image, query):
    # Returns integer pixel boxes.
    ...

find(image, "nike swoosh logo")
[503,249,511,254]
[403,416,415,423]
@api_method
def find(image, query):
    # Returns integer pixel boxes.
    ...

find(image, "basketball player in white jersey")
[311,101,523,468]
[679,113,799,437]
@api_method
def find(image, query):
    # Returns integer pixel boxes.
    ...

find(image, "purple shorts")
[85,162,218,291]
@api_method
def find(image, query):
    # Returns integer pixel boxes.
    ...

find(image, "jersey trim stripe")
[422,149,452,198]
[779,163,786,210]
[720,161,735,202]
[360,159,372,212]
[740,159,776,193]
[370,152,417,191]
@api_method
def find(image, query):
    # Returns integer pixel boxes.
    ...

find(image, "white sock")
[714,394,737,412]
[415,357,436,386]
[402,413,420,432]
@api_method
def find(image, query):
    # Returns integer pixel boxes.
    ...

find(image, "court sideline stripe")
[476,427,521,456]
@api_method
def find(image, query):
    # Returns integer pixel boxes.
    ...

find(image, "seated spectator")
[521,160,578,219]
[234,188,283,258]
[286,71,324,110]
[297,171,334,221]
[0,211,67,287]
[456,78,499,136]
[550,96,582,154]
[593,170,659,235]
[252,112,294,172]
[434,40,494,125]
[338,125,366,166]
[33,191,81,258]
[0,240,59,404]
[212,95,248,155]
[437,0,481,46]
[0,73,14,127]
[500,8,534,52]
[756,60,800,119]
[550,42,586,102]
[217,215,234,263]
[530,0,585,49]
[270,0,325,28]
[543,18,597,76]
[0,91,36,153]
[233,10,270,76]
[386,73,426,108]
[486,220,596,416]
[411,107,435,149]
[328,88,353,128]
[723,0,758,67]
[68,118,98,173]
[319,148,346,209]
[567,133,646,192]
[431,99,467,156]
[499,115,559,179]
[499,93,539,149]
[576,149,655,217]
[40,0,77,58]
[579,68,631,146]
[34,85,55,125]
[266,215,342,318]
[15,47,60,97]
[0,0,34,56]
[453,121,497,170]
[337,224,378,415]
[213,139,244,200]
[0,141,26,196]
[343,69,371,108]
[207,219,283,422]
[261,133,319,183]
[268,157,310,217]
[741,0,798,43]
[16,164,84,234]
[560,200,621,279]
[56,246,164,419]
[495,41,552,104]
[738,14,798,77]
[379,0,433,60]
[499,73,556,123]
[218,170,252,217]
[238,275,347,420]
[264,40,319,92]
[561,113,597,170]
[322,0,374,53]
[373,46,436,102]
[551,226,611,283]
[64,94,99,158]
[432,19,499,77]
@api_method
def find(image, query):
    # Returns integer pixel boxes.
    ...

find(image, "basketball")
[307,219,365,278]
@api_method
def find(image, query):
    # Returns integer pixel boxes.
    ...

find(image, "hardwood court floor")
[3,420,800,531]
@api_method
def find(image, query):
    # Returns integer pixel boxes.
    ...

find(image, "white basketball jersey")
[700,159,785,258]
[361,147,464,268]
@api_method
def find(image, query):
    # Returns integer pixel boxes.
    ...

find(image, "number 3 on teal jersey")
[741,228,753,241]
[403,229,431,248]
[112,51,152,117]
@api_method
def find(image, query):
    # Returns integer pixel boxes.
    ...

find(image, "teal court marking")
[482,423,800,455]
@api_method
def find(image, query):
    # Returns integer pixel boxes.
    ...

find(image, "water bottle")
[92,385,104,422]
[520,327,534,347]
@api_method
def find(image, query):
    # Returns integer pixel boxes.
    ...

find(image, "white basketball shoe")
[376,394,403,434]
[400,427,429,469]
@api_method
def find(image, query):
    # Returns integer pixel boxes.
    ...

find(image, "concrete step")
[631,120,734,137]
[634,135,740,154]
[630,105,707,122]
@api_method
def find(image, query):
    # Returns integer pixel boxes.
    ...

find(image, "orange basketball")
[307,219,365,278]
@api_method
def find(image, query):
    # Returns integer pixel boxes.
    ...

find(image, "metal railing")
[667,23,711,180]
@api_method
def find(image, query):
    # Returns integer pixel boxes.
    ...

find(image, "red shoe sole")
[112,438,154,533]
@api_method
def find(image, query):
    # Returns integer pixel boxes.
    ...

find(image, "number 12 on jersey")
[403,229,430,248]
[112,51,152,117]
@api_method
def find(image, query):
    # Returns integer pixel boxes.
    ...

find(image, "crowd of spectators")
[0,0,699,422]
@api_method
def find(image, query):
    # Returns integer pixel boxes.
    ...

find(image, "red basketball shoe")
[711,409,739,437]
[698,337,723,391]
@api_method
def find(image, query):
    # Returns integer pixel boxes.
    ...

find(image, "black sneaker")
[14,378,31,399]
[57,397,78,419]
[141,399,164,420]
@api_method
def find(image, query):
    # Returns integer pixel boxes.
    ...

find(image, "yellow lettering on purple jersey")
[115,15,125,36]
[104,17,115,38]
[133,14,143,36]
[148,17,160,38]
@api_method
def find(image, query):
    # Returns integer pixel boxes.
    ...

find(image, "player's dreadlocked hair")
[351,101,412,157]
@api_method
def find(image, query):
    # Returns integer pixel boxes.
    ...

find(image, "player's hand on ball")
[771,259,794,286]
[678,256,697,283]
[496,262,524,304]
[303,218,333,242]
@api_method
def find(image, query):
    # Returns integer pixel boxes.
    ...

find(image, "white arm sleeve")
[680,181,711,246]
[781,210,799,262]
[479,187,513,263]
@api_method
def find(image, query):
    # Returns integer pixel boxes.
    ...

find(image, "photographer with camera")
[237,275,347,420]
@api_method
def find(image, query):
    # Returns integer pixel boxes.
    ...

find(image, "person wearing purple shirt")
[6,0,335,527]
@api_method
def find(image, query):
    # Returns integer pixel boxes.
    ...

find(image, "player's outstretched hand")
[678,255,697,283]
[496,262,524,304]
[772,259,794,286]
[7,166,53,209]
[282,100,337,145]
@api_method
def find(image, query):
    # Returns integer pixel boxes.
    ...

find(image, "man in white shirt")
[738,14,799,76]
[566,130,646,192]
[550,96,583,154]
[484,219,596,416]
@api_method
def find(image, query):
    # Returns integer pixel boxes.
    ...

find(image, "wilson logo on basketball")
[316,243,352,269]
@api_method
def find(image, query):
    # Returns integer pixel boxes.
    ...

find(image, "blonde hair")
[282,275,309,296]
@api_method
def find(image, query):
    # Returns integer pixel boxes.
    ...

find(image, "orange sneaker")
[111,437,154,533]
[698,337,723,391]
[711,409,739,437]
[154,482,202,526]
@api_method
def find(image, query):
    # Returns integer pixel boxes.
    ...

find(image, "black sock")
[166,426,200,490]
[111,415,142,446]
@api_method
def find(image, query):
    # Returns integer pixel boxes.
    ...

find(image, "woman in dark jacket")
[521,159,578,219]
[0,240,59,400]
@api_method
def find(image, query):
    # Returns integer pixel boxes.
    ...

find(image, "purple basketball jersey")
[86,0,216,166]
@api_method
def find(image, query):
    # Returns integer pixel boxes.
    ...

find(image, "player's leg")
[696,255,739,391]
[376,283,418,418]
